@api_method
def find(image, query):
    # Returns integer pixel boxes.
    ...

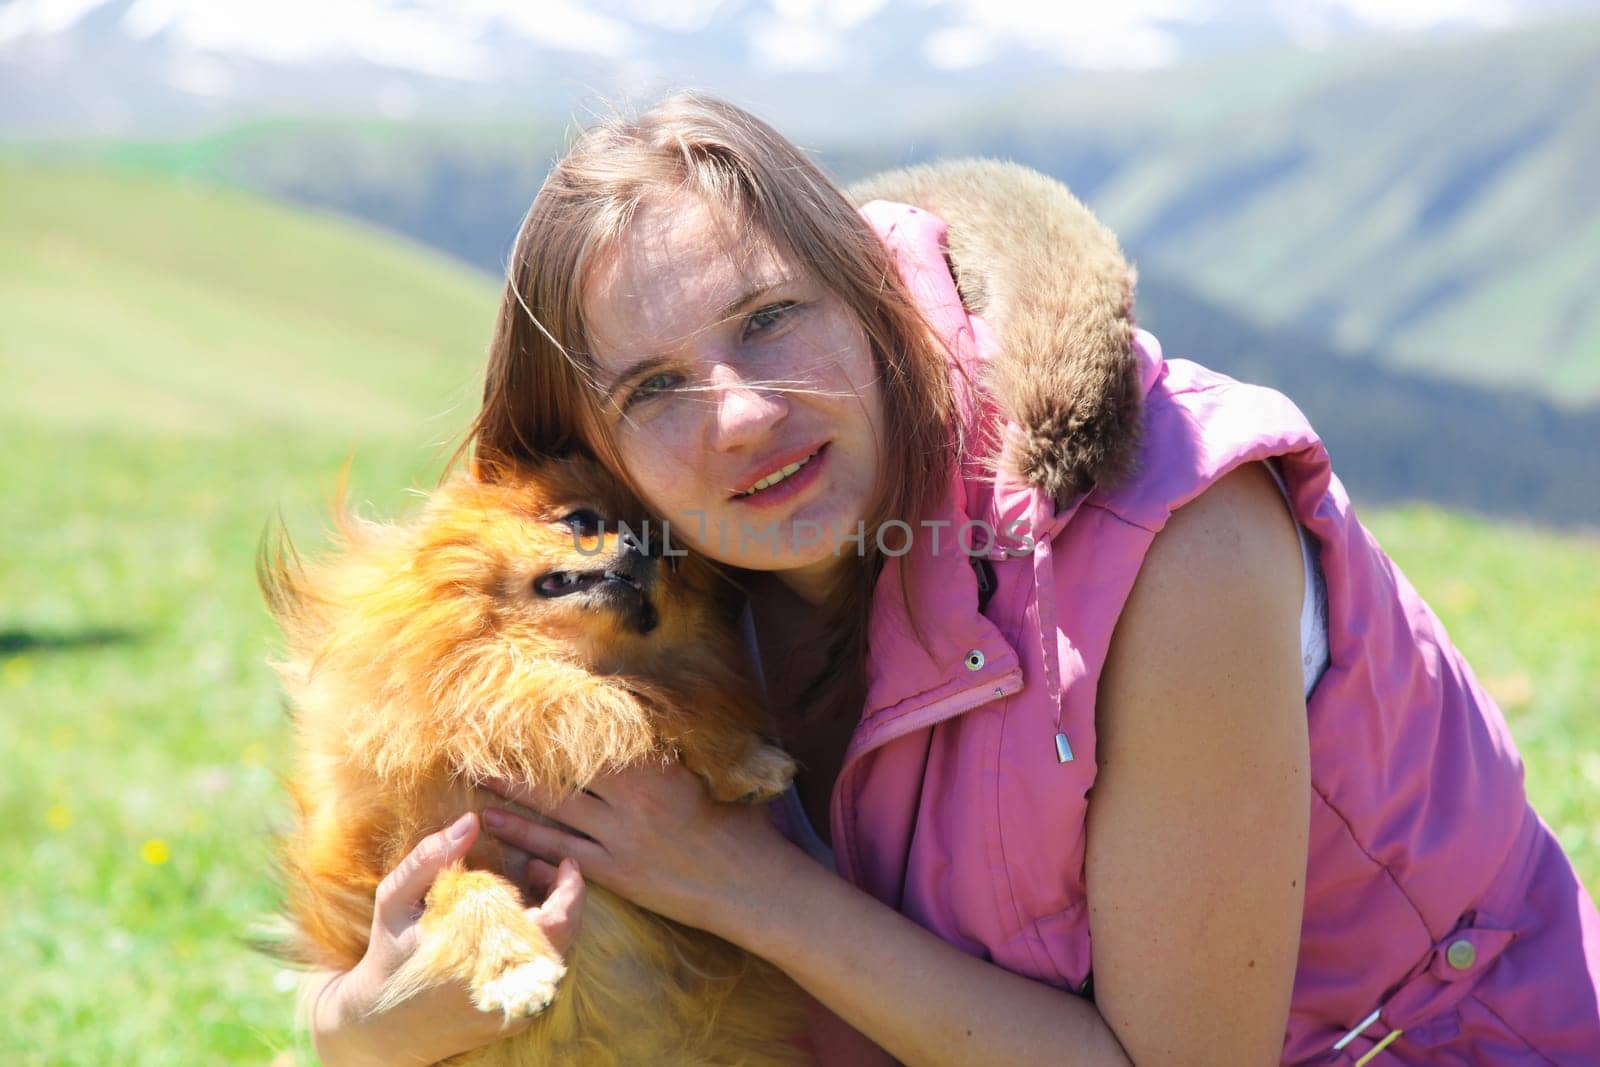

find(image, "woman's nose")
[708,361,788,452]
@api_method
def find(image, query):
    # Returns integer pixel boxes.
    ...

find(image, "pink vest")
[793,202,1600,1063]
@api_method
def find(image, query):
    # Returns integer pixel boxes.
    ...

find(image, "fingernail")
[482,808,504,829]
[447,812,476,840]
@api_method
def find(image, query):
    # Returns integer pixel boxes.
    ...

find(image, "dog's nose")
[619,524,648,557]
[613,531,657,587]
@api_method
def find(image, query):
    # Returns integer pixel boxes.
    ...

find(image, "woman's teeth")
[740,450,817,496]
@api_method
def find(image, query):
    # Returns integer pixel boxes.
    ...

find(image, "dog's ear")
[257,510,308,631]
[462,449,539,487]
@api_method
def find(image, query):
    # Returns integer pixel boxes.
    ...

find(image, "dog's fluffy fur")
[263,456,806,1066]
[262,160,1140,1066]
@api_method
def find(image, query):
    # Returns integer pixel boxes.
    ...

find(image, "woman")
[306,93,1600,1064]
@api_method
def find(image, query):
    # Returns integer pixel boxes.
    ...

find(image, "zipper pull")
[1055,731,1075,763]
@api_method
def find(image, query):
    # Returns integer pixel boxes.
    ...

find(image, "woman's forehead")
[582,194,801,360]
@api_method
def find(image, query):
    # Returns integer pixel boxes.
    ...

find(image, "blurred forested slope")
[14,17,1598,524]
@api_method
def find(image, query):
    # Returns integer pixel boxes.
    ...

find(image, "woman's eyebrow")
[712,278,791,324]
[602,278,795,397]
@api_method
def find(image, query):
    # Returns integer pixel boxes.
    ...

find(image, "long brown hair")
[458,91,961,724]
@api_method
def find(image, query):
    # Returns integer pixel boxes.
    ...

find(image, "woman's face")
[582,193,884,603]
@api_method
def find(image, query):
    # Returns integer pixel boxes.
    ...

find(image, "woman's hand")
[308,812,588,1067]
[489,767,1132,1066]
[481,763,795,936]
[483,766,1139,1066]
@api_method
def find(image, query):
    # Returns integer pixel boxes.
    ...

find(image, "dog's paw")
[715,743,797,803]
[473,954,566,1019]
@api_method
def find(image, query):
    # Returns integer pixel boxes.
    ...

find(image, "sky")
[5,0,1597,78]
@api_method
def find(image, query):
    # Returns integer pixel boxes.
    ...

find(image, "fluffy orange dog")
[260,454,807,1065]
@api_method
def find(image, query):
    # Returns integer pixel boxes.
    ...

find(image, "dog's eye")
[560,509,603,538]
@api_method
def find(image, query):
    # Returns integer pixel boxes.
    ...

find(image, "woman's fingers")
[481,775,560,811]
[526,857,586,954]
[548,789,613,836]
[482,777,611,831]
[483,806,606,869]
[373,811,479,938]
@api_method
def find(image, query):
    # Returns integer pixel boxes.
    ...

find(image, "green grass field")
[3,162,1596,1064]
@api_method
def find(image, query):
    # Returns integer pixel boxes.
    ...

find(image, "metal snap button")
[1446,938,1476,971]
[965,649,985,671]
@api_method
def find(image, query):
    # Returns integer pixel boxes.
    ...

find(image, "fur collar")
[849,160,1142,506]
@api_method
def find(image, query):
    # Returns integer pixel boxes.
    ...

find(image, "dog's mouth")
[534,568,642,597]
[534,567,659,634]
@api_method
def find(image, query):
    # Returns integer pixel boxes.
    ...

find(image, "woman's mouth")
[731,443,828,505]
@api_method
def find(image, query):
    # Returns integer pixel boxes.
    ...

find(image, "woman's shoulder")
[1076,350,1326,537]
[1111,461,1302,653]
[1096,460,1305,738]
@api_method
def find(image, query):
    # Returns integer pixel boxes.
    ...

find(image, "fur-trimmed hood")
[848,160,1141,506]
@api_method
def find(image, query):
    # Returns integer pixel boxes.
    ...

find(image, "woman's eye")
[624,371,681,409]
[744,302,795,338]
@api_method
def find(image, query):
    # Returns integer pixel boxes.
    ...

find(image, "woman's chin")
[705,537,845,575]
[673,495,861,568]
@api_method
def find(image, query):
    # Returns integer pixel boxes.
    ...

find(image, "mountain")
[1135,277,1600,527]
[6,0,1600,140]
[943,18,1600,405]
[22,15,1596,410]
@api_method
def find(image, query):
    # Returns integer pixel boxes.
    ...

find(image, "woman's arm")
[483,461,1309,1066]
[1088,461,1311,1064]
[728,842,1135,1065]
[484,777,1132,1066]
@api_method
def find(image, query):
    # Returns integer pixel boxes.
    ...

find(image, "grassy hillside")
[1,162,496,1063]
[1,162,491,435]
[1,164,1596,1063]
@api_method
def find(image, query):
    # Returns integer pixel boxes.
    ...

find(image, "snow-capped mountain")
[4,0,1598,136]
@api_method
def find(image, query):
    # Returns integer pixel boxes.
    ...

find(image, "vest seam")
[1080,391,1199,532]
[1085,378,1324,534]
[1080,498,1162,535]
[1088,448,1325,537]
[989,675,1061,984]
[849,667,1024,760]
[1309,782,1435,943]
[1465,991,1560,1066]
[844,765,865,892]
[1161,367,1254,401]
